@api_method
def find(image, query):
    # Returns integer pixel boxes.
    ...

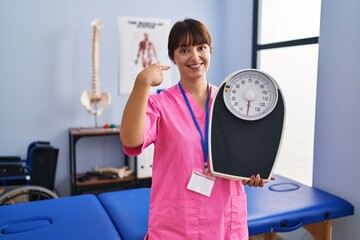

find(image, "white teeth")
[189,63,202,69]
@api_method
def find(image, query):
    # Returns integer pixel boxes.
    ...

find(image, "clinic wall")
[0,0,252,196]
[314,0,360,239]
[222,0,253,76]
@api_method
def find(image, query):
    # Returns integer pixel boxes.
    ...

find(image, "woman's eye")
[199,45,207,51]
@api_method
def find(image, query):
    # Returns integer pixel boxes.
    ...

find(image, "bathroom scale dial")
[223,69,279,121]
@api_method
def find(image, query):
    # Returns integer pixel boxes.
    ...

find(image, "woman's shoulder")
[209,84,218,98]
[149,84,179,99]
[210,84,218,91]
[148,84,181,106]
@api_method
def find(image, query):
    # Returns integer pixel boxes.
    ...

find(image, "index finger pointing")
[161,65,171,70]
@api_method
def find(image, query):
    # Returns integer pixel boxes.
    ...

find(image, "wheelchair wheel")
[0,185,58,206]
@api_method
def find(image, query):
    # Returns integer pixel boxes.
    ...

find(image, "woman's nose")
[189,49,200,60]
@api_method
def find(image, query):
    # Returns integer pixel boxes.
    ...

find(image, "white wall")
[314,0,360,239]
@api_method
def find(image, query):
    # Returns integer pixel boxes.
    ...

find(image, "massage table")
[0,175,354,240]
[0,194,121,240]
[246,175,354,239]
[97,175,354,240]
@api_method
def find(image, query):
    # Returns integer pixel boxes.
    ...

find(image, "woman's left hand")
[242,174,275,188]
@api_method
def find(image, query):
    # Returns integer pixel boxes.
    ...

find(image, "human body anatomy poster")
[118,16,172,95]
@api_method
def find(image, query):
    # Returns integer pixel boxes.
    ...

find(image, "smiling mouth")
[188,63,203,70]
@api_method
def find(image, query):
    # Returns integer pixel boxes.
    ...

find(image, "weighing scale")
[208,69,285,182]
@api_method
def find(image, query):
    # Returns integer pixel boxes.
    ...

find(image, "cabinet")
[69,127,151,195]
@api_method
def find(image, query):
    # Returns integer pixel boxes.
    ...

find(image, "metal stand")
[93,104,98,128]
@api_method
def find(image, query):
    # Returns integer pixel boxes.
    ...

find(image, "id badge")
[187,168,216,197]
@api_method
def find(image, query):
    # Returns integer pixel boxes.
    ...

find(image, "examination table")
[0,175,354,240]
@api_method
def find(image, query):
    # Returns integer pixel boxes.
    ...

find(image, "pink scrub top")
[124,84,248,240]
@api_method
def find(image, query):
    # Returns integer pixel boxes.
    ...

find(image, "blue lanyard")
[178,82,210,172]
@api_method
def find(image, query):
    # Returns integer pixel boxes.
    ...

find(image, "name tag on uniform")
[187,168,216,197]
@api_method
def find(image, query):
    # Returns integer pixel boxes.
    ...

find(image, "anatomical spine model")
[81,18,111,121]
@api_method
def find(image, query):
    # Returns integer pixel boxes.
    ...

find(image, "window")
[252,0,321,186]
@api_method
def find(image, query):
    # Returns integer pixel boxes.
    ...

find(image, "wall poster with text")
[118,16,172,95]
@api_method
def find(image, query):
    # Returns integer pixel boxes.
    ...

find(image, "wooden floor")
[250,233,284,240]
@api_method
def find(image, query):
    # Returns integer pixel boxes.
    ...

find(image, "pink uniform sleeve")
[123,97,159,156]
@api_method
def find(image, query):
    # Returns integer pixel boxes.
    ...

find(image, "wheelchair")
[0,141,59,206]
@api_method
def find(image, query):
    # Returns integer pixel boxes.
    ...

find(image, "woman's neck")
[179,78,208,97]
[179,79,209,109]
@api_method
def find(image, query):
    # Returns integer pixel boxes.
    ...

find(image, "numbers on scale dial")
[223,71,278,121]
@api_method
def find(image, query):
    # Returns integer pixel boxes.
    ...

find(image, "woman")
[120,18,264,240]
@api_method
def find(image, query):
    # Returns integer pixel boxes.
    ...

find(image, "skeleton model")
[81,18,111,126]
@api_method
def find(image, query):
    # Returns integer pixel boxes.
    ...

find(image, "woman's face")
[172,43,211,81]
